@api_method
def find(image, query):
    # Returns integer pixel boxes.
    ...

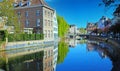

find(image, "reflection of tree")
[79,40,87,44]
[57,41,69,64]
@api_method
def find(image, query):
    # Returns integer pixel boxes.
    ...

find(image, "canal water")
[0,39,120,71]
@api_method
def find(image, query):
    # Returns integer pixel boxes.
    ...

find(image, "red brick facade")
[15,6,43,33]
[14,0,50,33]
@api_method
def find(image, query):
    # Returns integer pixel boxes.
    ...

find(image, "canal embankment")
[88,35,120,48]
[0,40,54,51]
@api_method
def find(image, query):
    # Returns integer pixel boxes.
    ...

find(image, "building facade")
[53,11,58,41]
[14,0,55,40]
[69,25,77,35]
[97,16,111,32]
[86,23,96,34]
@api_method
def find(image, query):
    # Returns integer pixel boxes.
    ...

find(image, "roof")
[14,0,54,11]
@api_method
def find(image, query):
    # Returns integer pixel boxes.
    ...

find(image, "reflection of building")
[53,42,58,71]
[86,41,107,58]
[69,39,77,47]
[43,45,54,71]
[0,44,56,71]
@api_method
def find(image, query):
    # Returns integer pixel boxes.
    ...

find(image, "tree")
[57,15,69,37]
[100,0,120,7]
[79,28,87,34]
[0,0,20,33]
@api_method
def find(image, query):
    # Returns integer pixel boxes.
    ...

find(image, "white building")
[69,25,77,35]
[53,11,58,41]
[53,11,58,71]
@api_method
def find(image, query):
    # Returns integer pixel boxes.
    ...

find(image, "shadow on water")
[87,40,120,71]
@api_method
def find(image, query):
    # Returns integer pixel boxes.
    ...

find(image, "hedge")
[8,34,44,42]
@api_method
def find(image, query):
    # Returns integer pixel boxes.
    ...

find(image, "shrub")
[8,33,44,42]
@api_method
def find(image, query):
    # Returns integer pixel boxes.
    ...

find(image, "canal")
[0,39,120,71]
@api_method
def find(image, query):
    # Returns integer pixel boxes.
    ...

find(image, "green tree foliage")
[57,15,69,37]
[0,0,20,33]
[79,28,87,34]
[57,41,69,64]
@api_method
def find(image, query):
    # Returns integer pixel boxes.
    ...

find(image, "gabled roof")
[14,0,54,11]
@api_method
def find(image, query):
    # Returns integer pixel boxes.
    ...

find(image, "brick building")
[86,23,97,34]
[14,0,55,40]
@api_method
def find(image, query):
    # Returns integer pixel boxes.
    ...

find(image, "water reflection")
[57,41,69,64]
[68,38,87,47]
[87,40,120,71]
[0,39,120,71]
[0,42,58,71]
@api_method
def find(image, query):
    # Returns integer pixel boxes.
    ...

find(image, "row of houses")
[86,5,120,35]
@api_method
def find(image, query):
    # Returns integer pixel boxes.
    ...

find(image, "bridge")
[67,33,89,39]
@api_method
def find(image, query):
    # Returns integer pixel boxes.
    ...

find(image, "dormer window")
[13,3,17,7]
[27,0,31,6]
[19,1,23,7]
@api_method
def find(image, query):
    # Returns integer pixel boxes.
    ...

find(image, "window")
[48,20,50,26]
[45,10,47,16]
[48,12,50,17]
[25,19,29,27]
[51,21,52,26]
[45,19,47,26]
[48,30,50,38]
[36,10,40,16]
[25,11,29,17]
[19,1,22,7]
[27,0,31,6]
[51,31,53,38]
[45,30,47,38]
[51,13,53,17]
[36,19,40,27]
[17,12,21,16]
[13,3,17,7]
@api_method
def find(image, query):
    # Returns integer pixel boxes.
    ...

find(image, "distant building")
[14,0,55,40]
[86,23,96,34]
[97,16,111,31]
[69,25,77,35]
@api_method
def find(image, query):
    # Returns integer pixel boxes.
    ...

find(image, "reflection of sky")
[56,44,112,71]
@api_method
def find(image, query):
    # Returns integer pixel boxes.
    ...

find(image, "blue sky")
[45,0,115,28]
